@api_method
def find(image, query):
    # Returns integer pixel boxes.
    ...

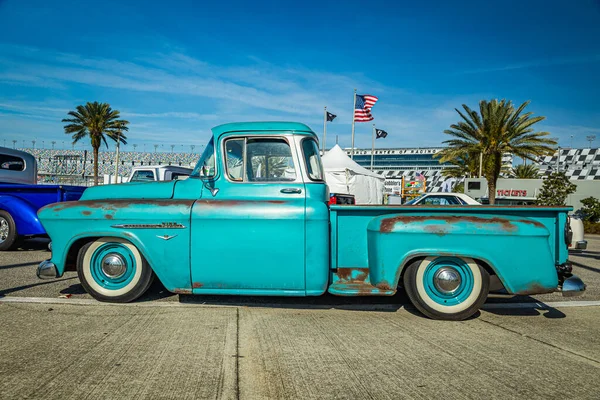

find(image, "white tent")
[322,145,386,204]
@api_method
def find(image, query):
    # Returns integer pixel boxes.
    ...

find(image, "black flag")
[326,112,337,122]
[376,129,388,139]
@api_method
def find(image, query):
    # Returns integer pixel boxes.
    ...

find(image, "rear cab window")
[0,154,25,171]
[130,170,155,182]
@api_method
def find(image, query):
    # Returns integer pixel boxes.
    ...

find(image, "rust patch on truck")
[335,267,369,282]
[379,215,522,233]
[423,225,449,236]
[196,199,286,207]
[81,211,92,216]
[192,282,203,289]
[104,214,114,220]
[173,288,192,294]
[513,282,556,296]
[51,199,195,212]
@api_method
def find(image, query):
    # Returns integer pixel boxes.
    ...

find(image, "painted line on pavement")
[1,296,600,310]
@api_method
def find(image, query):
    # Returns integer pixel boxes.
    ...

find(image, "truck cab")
[36,122,586,320]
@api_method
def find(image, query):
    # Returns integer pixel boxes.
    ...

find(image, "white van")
[127,165,192,183]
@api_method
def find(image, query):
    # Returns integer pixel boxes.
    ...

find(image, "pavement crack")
[236,307,240,400]
[479,318,600,366]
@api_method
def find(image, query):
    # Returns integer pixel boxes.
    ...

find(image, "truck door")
[190,136,307,293]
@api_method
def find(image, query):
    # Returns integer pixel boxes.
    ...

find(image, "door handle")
[280,188,302,194]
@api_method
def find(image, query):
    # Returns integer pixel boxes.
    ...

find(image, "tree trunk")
[93,146,99,186]
[488,180,496,205]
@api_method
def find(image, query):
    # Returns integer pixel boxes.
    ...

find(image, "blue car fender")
[0,195,45,236]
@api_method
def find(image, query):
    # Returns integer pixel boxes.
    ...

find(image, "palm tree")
[440,151,481,178]
[511,164,540,179]
[435,99,556,204]
[62,102,129,185]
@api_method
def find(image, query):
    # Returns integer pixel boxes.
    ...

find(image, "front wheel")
[403,256,489,321]
[77,237,154,303]
[0,210,20,251]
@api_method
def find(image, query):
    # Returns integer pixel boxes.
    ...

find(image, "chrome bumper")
[37,260,58,280]
[559,274,586,297]
[575,240,588,250]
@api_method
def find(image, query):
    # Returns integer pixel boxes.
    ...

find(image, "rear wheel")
[77,237,154,302]
[403,256,489,320]
[0,210,20,251]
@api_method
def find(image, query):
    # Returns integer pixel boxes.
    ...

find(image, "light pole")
[42,140,45,149]
[171,144,175,153]
[51,141,56,150]
[133,144,137,152]
[12,140,16,149]
[587,135,596,149]
[570,135,574,148]
[114,126,123,184]
[32,140,36,149]
[190,145,195,153]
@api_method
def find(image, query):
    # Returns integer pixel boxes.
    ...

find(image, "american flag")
[354,94,378,122]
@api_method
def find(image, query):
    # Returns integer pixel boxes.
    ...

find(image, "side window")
[130,170,155,182]
[0,154,25,171]
[224,137,296,182]
[444,196,461,205]
[225,139,244,181]
[302,139,324,181]
[422,196,440,205]
[171,172,189,180]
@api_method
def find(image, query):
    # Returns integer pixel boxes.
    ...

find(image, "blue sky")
[0,0,599,152]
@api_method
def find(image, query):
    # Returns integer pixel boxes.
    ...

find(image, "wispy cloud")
[457,54,600,75]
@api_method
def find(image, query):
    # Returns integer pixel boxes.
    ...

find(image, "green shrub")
[583,221,600,234]
[578,197,600,223]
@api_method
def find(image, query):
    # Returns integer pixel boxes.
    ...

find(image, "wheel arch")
[396,251,500,289]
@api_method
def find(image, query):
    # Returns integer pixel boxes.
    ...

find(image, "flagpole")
[351,89,356,159]
[322,106,327,154]
[371,123,375,171]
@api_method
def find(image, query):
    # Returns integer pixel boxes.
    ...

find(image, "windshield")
[190,137,215,178]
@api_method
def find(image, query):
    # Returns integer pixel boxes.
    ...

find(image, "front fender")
[366,213,558,295]
[39,199,194,293]
[0,195,45,235]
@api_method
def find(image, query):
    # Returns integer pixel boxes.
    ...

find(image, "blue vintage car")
[0,147,85,250]
[36,122,585,320]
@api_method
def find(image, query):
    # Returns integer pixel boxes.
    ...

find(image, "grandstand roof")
[211,122,315,138]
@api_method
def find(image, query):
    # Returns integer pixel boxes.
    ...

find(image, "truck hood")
[80,181,177,201]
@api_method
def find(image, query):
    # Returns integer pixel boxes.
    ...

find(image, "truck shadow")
[176,291,411,312]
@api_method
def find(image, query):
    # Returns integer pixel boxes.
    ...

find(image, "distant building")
[343,147,512,193]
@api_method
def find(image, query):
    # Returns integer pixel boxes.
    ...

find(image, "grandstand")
[14,146,600,189]
[16,148,200,185]
[346,147,513,193]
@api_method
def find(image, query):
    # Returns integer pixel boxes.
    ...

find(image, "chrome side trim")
[112,222,186,229]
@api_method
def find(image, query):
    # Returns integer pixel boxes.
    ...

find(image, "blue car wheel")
[403,256,489,320]
[77,237,154,303]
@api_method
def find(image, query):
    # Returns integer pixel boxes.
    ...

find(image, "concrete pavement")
[1,302,599,399]
[1,236,599,399]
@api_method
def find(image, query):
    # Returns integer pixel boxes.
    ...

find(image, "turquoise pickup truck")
[36,122,585,320]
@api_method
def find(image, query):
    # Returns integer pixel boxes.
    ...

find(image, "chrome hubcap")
[101,253,127,278]
[0,217,9,243]
[433,267,462,294]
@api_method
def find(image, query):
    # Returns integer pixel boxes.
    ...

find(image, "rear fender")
[366,213,558,295]
[0,195,45,235]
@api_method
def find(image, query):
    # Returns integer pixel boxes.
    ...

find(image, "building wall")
[464,178,600,211]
